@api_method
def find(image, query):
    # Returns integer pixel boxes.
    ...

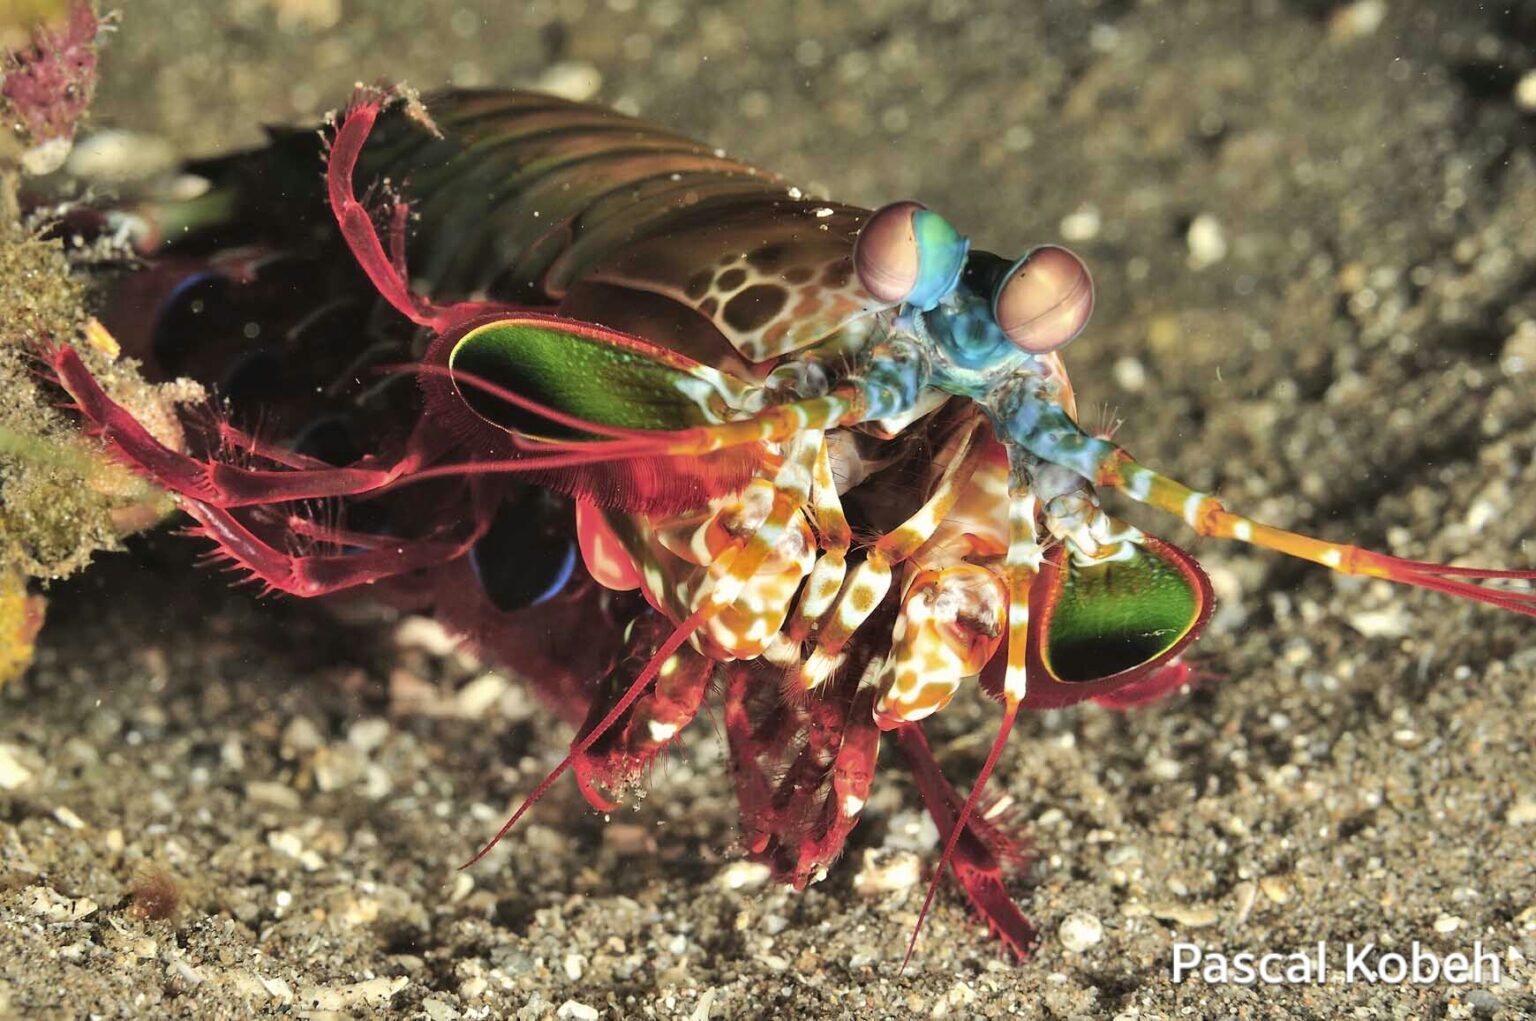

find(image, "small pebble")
[853,848,920,895]
[1036,808,1066,828]
[715,861,771,891]
[394,616,461,657]
[556,1000,600,1021]
[1467,990,1503,1014]
[170,960,206,987]
[1347,606,1411,638]
[0,744,34,790]
[312,745,365,792]
[1259,876,1294,904]
[1058,912,1104,951]
[1059,206,1101,242]
[423,998,460,1021]
[1186,214,1228,269]
[20,137,72,176]
[259,977,294,1003]
[1105,845,1141,867]
[267,829,305,858]
[689,988,718,1021]
[1506,800,1536,825]
[1232,881,1259,926]
[246,781,302,811]
[453,673,509,717]
[280,717,324,755]
[346,718,390,753]
[448,873,474,904]
[52,806,85,830]
[66,130,175,182]
[1433,914,1464,934]
[1328,0,1387,41]
[1517,70,1536,113]
[1112,356,1146,392]
[1150,903,1219,928]
[1500,323,1536,377]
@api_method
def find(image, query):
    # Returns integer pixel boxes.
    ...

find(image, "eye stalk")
[991,245,1094,354]
[854,202,969,312]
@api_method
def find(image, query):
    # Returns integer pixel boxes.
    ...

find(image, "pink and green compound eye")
[991,245,1095,354]
[853,201,969,311]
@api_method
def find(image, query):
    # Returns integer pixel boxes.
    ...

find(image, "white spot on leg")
[1182,492,1207,529]
[777,463,812,496]
[1321,548,1343,568]
[801,648,838,689]
[1004,662,1028,702]
[647,720,679,743]
[1233,520,1253,542]
[761,634,799,666]
[1123,467,1153,501]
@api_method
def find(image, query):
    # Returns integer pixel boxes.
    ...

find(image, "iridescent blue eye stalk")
[854,202,970,312]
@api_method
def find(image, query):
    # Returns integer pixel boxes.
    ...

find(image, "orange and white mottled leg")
[643,474,819,662]
[762,439,855,666]
[871,563,1008,728]
[796,419,986,690]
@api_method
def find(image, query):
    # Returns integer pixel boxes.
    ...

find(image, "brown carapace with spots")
[49,87,1536,965]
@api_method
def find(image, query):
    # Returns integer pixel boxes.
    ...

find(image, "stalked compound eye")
[991,245,1094,354]
[854,201,969,312]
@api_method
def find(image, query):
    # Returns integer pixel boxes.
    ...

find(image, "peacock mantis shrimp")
[44,86,1536,962]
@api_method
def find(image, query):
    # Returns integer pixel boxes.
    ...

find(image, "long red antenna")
[389,362,660,442]
[459,604,712,869]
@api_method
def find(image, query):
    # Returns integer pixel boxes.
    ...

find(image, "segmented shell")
[356,91,889,366]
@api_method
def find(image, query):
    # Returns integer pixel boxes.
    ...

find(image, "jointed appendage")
[47,338,500,599]
[1103,452,1536,616]
[1001,392,1536,613]
[185,497,487,596]
[774,439,853,648]
[796,420,986,691]
[51,346,422,508]
[326,88,509,333]
[893,724,1037,958]
[460,432,826,868]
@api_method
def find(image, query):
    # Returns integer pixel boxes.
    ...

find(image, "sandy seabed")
[3,1,1536,1018]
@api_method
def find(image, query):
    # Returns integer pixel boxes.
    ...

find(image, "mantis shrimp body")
[49,88,1536,963]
